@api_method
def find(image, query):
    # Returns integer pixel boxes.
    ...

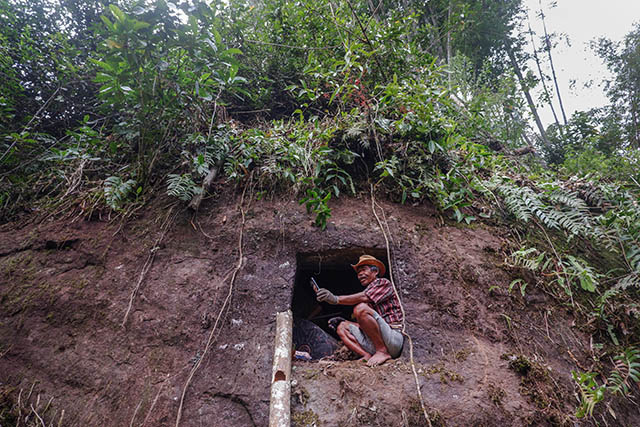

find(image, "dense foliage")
[0,0,639,420]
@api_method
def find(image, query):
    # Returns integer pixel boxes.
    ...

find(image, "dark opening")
[291,248,388,338]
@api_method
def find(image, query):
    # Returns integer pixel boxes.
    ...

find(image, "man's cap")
[351,255,386,277]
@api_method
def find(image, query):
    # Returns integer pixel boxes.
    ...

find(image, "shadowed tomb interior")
[291,248,388,342]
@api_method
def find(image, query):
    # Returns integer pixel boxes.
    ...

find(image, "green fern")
[617,273,640,290]
[564,255,599,293]
[191,151,214,177]
[104,176,137,210]
[508,247,549,271]
[566,176,608,208]
[572,371,605,418]
[614,245,640,290]
[166,174,202,202]
[596,288,620,320]
[547,188,589,212]
[607,346,640,396]
[487,178,592,237]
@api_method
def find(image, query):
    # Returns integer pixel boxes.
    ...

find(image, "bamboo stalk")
[269,310,293,427]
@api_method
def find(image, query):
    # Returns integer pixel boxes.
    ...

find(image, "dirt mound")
[0,192,637,425]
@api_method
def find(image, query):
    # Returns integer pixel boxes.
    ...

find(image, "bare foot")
[367,351,391,366]
[357,353,373,362]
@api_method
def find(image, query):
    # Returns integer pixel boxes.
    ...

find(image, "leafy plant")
[488,177,590,237]
[572,371,605,418]
[299,188,332,230]
[166,174,201,202]
[617,245,640,289]
[104,176,138,210]
[509,247,549,271]
[563,255,599,293]
[508,278,527,297]
[608,346,640,396]
[572,347,640,418]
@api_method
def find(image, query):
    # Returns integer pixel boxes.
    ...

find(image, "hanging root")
[370,184,433,427]
[175,178,250,427]
[122,205,177,327]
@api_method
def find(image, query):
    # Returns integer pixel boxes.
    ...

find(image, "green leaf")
[109,4,126,23]
[90,59,114,71]
[133,21,151,31]
[100,15,115,31]
[228,64,239,81]
[188,15,198,33]
[222,48,243,57]
[212,28,222,45]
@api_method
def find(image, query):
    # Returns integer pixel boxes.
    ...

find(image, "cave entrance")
[291,248,388,358]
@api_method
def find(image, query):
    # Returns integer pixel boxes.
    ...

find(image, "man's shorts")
[348,311,404,358]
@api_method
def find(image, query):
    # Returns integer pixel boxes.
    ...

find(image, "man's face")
[356,265,377,286]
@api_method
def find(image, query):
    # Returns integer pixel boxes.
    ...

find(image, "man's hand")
[316,288,339,305]
[327,316,346,331]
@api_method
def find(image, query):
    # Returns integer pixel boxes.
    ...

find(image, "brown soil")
[0,190,637,426]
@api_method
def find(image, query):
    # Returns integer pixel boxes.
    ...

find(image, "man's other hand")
[327,316,346,331]
[316,288,339,304]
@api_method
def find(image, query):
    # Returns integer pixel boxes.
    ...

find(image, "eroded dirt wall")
[1,193,638,426]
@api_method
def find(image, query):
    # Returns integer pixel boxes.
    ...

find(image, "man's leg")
[353,303,392,366]
[337,320,373,360]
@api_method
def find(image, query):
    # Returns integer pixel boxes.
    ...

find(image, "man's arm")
[337,291,370,305]
[317,288,370,305]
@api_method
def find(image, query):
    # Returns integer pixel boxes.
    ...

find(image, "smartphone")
[310,277,320,293]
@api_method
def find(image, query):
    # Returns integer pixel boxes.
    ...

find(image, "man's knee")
[353,302,373,319]
[336,321,349,338]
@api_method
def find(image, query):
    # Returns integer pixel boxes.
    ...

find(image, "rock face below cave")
[0,192,635,426]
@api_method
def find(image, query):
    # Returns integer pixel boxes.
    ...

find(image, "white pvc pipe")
[269,310,293,427]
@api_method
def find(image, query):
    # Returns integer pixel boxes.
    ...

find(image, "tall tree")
[505,42,550,148]
[596,23,640,148]
[527,16,561,129]
[537,0,567,126]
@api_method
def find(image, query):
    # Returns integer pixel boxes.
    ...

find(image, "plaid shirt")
[364,278,403,326]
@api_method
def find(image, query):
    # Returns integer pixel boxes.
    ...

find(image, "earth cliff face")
[0,191,635,426]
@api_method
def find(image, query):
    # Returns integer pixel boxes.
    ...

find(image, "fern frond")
[564,255,600,292]
[572,371,605,418]
[617,273,640,290]
[490,179,595,238]
[166,174,202,202]
[509,247,547,271]
[548,188,589,212]
[597,288,620,320]
[104,176,137,210]
[608,346,640,396]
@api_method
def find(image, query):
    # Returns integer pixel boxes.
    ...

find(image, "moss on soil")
[292,409,319,427]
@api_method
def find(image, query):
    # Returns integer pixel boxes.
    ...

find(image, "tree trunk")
[528,18,561,129]
[505,43,551,148]
[425,4,446,59]
[539,1,568,125]
[447,1,452,90]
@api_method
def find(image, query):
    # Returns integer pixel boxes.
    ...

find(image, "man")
[315,255,404,366]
